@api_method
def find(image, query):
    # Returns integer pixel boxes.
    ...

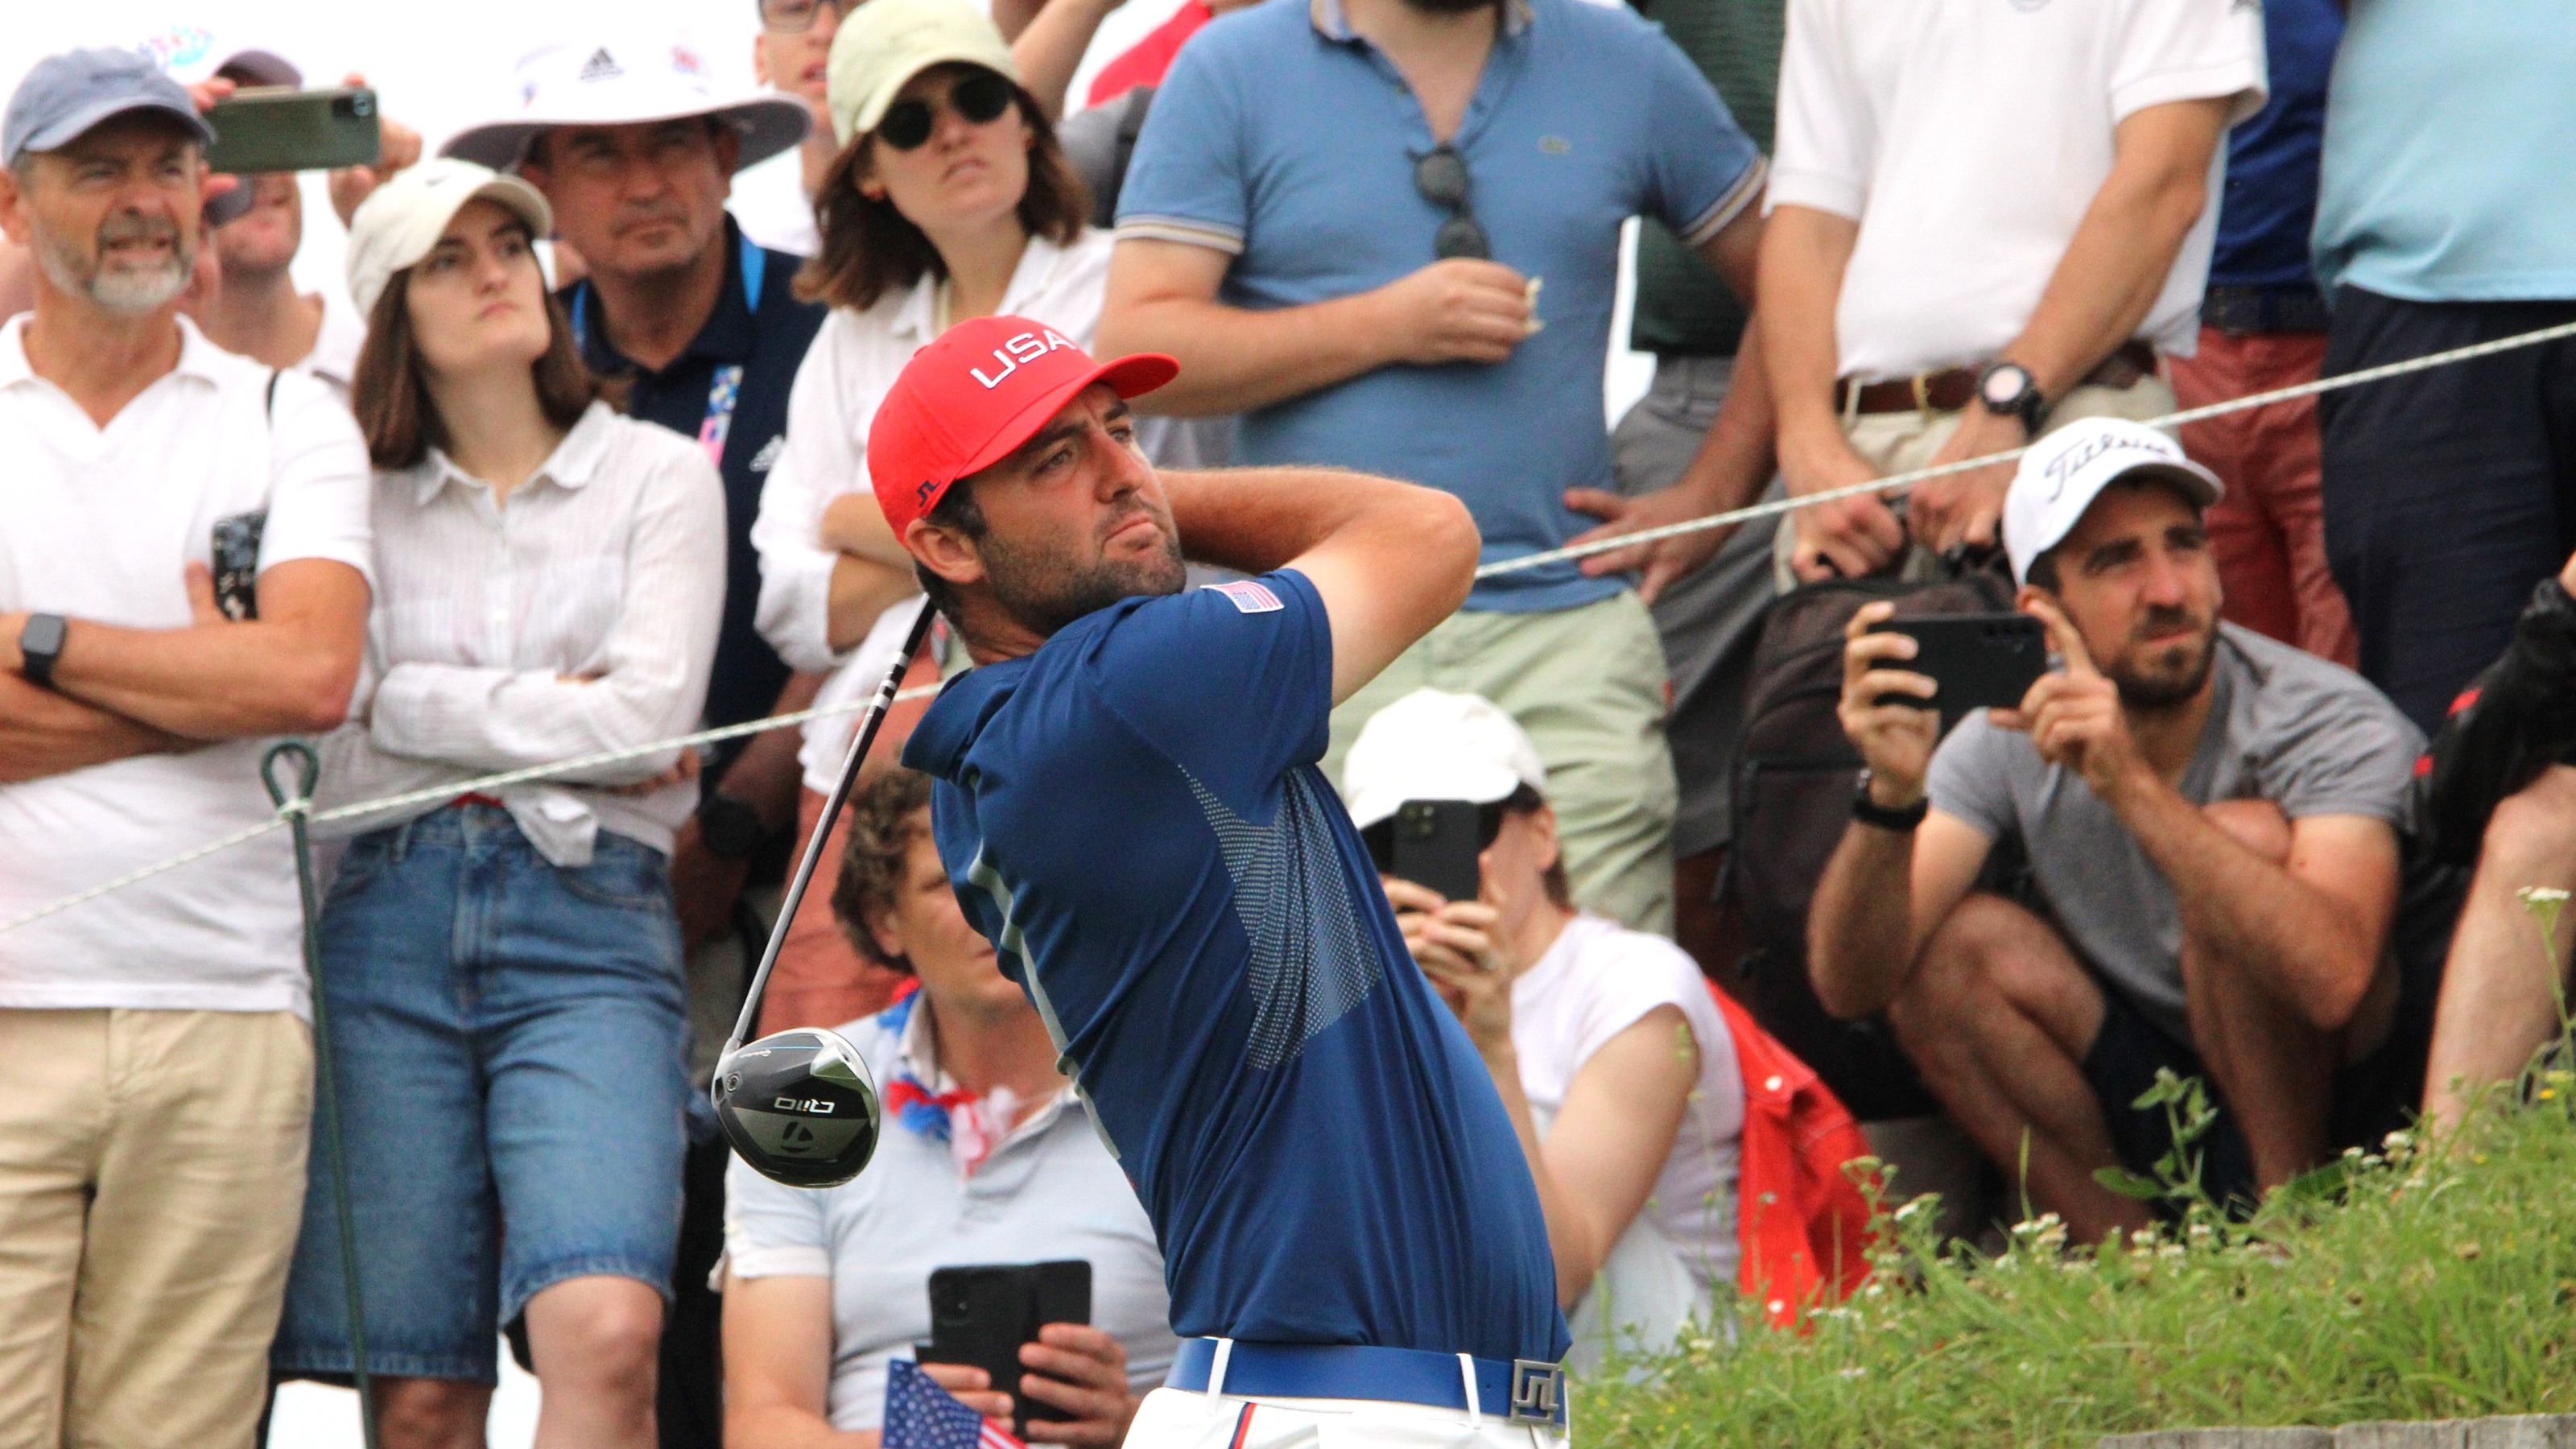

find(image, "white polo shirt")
[725,993,1175,1435]
[0,315,373,1017]
[1768,0,2266,382]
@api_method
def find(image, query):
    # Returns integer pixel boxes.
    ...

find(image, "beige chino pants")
[0,1007,312,1448]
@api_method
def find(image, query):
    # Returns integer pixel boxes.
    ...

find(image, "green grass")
[1583,1083,2576,1447]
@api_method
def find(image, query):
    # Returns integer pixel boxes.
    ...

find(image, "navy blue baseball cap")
[4,47,214,169]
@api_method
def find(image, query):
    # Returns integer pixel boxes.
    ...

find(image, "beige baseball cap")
[345,157,553,316]
[2004,417,2225,586]
[826,0,1020,147]
[1341,689,1548,832]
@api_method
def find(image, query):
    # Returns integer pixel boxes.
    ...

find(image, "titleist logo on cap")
[968,328,1080,390]
[2039,431,2174,502]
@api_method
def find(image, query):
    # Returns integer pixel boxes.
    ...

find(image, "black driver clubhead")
[712,1026,884,1188]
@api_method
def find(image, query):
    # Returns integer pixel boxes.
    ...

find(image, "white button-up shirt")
[750,228,1117,675]
[0,316,373,1016]
[316,402,726,865]
[725,993,1175,1434]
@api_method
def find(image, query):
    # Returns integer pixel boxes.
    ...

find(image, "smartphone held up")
[1871,612,2049,728]
[203,86,381,175]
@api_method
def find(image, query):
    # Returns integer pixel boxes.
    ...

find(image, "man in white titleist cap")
[1810,417,2432,1244]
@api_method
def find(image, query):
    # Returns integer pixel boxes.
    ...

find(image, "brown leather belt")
[1834,340,2161,415]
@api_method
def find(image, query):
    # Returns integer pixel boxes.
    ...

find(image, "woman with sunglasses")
[274,160,725,1447]
[750,0,1199,1031]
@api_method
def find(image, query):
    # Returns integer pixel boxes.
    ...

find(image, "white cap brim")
[442,91,812,175]
[346,164,555,317]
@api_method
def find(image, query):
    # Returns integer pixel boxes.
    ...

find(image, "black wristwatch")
[696,792,770,861]
[19,613,66,690]
[1975,361,2047,435]
[1852,770,1930,832]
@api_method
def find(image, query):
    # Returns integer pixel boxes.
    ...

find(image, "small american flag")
[1208,580,1283,614]
[884,1358,1026,1449]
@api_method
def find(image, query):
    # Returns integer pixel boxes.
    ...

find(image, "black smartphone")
[1388,798,1483,902]
[921,1260,1092,1437]
[204,87,382,175]
[1872,613,2049,724]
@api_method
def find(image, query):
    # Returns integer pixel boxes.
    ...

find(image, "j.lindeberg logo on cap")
[579,47,622,83]
[967,328,1080,390]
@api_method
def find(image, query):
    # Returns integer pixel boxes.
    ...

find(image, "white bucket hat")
[1341,689,1549,832]
[442,35,810,174]
[345,157,554,317]
[2004,418,2226,587]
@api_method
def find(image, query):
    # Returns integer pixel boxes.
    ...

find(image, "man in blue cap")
[0,47,373,1444]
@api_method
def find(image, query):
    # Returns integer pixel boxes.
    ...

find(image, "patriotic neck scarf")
[886,996,1020,1179]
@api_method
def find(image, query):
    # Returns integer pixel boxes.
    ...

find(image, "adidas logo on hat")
[578,47,621,83]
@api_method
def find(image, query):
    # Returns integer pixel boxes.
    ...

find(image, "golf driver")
[712,598,938,1187]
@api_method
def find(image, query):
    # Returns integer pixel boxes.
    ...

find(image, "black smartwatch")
[1852,770,1929,832]
[1975,361,2047,435]
[19,613,66,690]
[696,792,770,862]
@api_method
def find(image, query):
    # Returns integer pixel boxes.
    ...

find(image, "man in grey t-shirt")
[1807,419,2421,1245]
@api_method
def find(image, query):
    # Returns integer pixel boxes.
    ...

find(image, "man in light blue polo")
[1096,0,1776,935]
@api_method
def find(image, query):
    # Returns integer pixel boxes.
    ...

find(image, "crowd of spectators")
[0,0,2572,1444]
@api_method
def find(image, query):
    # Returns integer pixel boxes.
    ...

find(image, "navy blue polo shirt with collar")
[1116,0,1764,613]
[560,215,827,753]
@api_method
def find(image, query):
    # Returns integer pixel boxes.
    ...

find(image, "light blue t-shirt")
[1117,0,1764,613]
[2311,0,2576,302]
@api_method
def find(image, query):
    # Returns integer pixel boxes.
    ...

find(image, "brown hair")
[795,76,1092,313]
[829,766,939,972]
[1500,783,1574,910]
[350,260,605,471]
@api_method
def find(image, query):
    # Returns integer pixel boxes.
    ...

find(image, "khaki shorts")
[1323,591,1680,935]
[0,1007,312,1448]
[1773,377,2182,590]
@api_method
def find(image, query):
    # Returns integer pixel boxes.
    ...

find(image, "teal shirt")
[2312,0,2576,302]
[1628,0,1784,357]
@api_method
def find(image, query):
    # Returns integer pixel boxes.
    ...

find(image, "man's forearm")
[1671,316,1780,514]
[826,553,921,657]
[1755,206,1860,464]
[1164,466,1436,575]
[1096,291,1395,417]
[0,674,181,783]
[2112,779,2382,1030]
[51,617,357,739]
[2000,100,2224,399]
[1807,821,1921,1019]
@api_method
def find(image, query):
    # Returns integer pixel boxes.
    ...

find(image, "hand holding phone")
[204,87,382,175]
[923,1261,1092,1439]
[1385,799,1483,903]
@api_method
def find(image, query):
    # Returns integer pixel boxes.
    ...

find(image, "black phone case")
[922,1260,1093,1435]
[211,511,266,621]
[1389,799,1482,902]
[203,87,382,175]
[1874,613,2049,725]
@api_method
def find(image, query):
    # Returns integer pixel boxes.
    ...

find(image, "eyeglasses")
[1412,143,1490,262]
[757,0,847,34]
[875,70,1015,151]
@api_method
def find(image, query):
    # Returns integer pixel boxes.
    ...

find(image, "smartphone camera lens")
[342,93,375,120]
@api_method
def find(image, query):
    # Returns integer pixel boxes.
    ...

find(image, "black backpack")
[1717,563,2016,1122]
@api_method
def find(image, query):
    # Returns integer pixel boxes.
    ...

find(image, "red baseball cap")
[868,314,1179,538]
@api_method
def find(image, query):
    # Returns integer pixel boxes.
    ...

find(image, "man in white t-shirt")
[0,48,373,1446]
[1760,0,2265,583]
[1345,688,1744,1365]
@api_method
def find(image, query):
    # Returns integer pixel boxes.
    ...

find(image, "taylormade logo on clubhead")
[713,1026,884,1189]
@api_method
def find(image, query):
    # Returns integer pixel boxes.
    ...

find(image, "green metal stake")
[262,741,381,1449]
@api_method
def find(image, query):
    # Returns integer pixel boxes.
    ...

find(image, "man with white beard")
[0,46,373,1446]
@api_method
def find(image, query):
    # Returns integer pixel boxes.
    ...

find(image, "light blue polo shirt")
[2311,0,2576,303]
[1117,0,1764,613]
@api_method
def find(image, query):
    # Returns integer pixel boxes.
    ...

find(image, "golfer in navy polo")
[858,315,1570,1448]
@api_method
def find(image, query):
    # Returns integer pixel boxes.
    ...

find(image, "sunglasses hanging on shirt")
[1412,142,1490,261]
[876,70,1017,152]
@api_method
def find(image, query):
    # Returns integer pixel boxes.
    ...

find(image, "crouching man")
[1809,419,2422,1243]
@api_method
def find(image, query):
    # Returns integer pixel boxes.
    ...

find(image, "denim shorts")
[271,805,689,1384]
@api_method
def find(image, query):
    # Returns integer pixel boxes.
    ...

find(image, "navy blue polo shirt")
[2208,0,2343,292]
[903,571,1569,1364]
[561,216,827,751]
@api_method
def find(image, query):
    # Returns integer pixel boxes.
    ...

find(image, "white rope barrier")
[9,315,2576,938]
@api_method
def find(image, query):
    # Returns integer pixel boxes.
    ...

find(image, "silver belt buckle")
[1508,1359,1563,1425]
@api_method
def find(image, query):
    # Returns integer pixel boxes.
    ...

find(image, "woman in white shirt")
[1348,689,1748,1367]
[746,0,1173,1035]
[724,767,1174,1447]
[271,160,726,1447]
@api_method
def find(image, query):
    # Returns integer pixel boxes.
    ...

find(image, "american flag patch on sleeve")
[1208,580,1283,614]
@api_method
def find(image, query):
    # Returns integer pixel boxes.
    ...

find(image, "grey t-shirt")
[1926,624,2424,1043]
